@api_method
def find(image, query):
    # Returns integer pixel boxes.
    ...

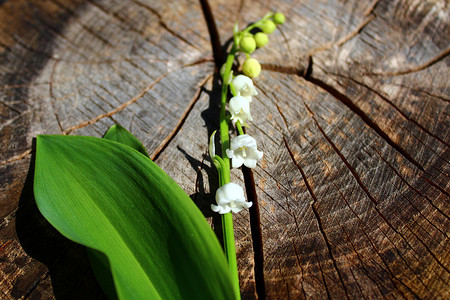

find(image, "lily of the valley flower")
[231,75,258,99]
[226,134,263,168]
[229,95,252,125]
[211,182,252,214]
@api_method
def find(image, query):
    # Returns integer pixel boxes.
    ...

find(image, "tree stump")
[1,0,448,298]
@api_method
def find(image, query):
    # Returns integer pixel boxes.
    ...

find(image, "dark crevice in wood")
[198,0,223,67]
[304,56,313,79]
[371,204,438,295]
[128,0,201,51]
[62,69,171,134]
[305,13,375,57]
[370,47,450,77]
[304,74,427,174]
[49,61,64,134]
[242,166,266,300]
[276,260,292,300]
[0,100,21,116]
[314,252,332,300]
[341,226,390,299]
[275,103,290,131]
[313,149,412,297]
[363,0,381,16]
[401,215,450,276]
[311,204,351,300]
[283,137,351,300]
[343,75,450,148]
[422,177,450,198]
[260,63,303,75]
[260,55,312,78]
[151,74,211,161]
[22,271,49,299]
[302,99,379,205]
[286,135,425,298]
[290,241,307,299]
[371,144,450,224]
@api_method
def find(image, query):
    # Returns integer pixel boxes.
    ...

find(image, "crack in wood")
[0,99,21,115]
[363,0,381,17]
[59,57,212,135]
[369,205,439,295]
[151,73,212,161]
[198,0,223,67]
[283,136,351,299]
[312,147,411,295]
[370,144,450,227]
[60,69,167,134]
[400,215,450,276]
[242,166,266,300]
[276,259,292,300]
[49,61,65,133]
[120,0,202,52]
[284,130,433,297]
[369,47,450,77]
[50,0,172,56]
[290,240,307,298]
[304,71,428,175]
[0,149,32,166]
[305,14,375,57]
[302,99,379,206]
[338,74,450,148]
[341,226,390,299]
[314,251,332,300]
[388,83,450,103]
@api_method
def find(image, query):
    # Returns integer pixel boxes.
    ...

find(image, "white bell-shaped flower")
[231,75,258,99]
[229,95,252,125]
[211,182,252,214]
[226,134,263,168]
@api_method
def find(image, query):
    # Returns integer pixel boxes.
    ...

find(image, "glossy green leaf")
[103,124,149,157]
[34,135,235,300]
[88,124,148,299]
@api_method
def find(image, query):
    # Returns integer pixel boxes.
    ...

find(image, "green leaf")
[103,124,149,157]
[34,135,235,300]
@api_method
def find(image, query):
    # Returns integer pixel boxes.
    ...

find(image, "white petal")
[231,75,253,94]
[230,134,257,150]
[230,206,243,213]
[211,204,220,212]
[212,183,250,214]
[243,158,258,168]
[231,155,245,168]
[219,205,231,214]
[226,149,234,159]
[229,97,242,114]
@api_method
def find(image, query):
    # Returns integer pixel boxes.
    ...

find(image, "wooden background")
[1,0,449,298]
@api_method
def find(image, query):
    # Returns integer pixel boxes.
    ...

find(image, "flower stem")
[222,212,240,300]
[218,46,241,300]
[236,121,245,136]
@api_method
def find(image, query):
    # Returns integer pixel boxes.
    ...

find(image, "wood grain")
[1,0,448,299]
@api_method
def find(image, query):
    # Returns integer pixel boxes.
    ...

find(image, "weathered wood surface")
[0,0,449,298]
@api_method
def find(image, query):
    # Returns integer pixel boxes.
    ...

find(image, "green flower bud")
[259,20,276,34]
[273,12,285,25]
[242,58,261,78]
[254,32,269,48]
[240,36,256,53]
